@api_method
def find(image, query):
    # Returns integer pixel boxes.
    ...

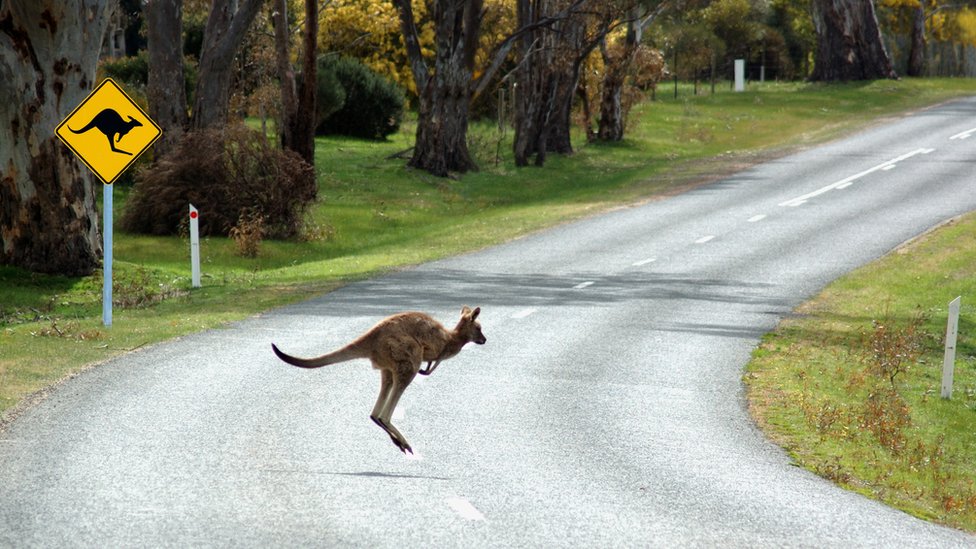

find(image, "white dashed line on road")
[780,148,931,207]
[695,235,715,244]
[632,257,657,266]
[511,308,538,319]
[446,497,485,521]
[950,128,976,140]
[747,215,766,223]
[573,281,595,289]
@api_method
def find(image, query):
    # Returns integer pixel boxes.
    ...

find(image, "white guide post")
[941,296,961,399]
[734,59,745,92]
[189,204,201,288]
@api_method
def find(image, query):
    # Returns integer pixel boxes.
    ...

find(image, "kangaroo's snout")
[475,334,486,345]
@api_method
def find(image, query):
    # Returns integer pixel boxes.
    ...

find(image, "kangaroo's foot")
[370,415,413,454]
[418,360,441,376]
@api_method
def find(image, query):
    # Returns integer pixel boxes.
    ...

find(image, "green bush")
[99,51,149,89]
[312,63,346,130]
[316,56,404,140]
[99,52,198,105]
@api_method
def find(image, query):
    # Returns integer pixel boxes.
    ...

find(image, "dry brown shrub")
[121,124,316,239]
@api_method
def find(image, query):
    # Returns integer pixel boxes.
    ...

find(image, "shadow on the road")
[280,268,792,319]
[328,471,451,481]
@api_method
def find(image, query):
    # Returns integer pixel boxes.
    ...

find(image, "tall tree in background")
[191,0,265,129]
[147,0,188,158]
[0,0,112,276]
[810,0,897,80]
[393,0,483,176]
[907,3,926,76]
[597,2,667,141]
[272,0,317,164]
[513,0,622,165]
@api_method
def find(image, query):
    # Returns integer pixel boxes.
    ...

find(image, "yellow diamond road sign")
[56,78,161,185]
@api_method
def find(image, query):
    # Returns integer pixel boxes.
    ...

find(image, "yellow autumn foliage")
[318,0,515,96]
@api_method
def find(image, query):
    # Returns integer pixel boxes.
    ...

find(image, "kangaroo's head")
[457,306,486,345]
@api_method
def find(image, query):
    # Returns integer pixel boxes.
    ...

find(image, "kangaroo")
[271,306,487,454]
[69,108,143,156]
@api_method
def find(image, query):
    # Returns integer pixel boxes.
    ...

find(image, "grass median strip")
[746,213,976,533]
[3,79,976,422]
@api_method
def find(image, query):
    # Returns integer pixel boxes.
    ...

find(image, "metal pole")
[102,183,113,327]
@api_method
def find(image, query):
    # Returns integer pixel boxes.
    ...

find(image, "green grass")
[746,213,976,533]
[3,78,976,424]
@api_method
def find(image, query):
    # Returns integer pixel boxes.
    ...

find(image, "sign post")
[941,296,961,399]
[189,204,201,288]
[103,184,113,326]
[56,78,161,327]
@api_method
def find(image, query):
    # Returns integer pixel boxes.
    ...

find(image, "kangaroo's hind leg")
[370,368,411,453]
[106,133,133,155]
[376,361,419,454]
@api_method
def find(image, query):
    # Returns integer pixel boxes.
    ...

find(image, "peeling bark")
[810,0,897,81]
[0,0,111,275]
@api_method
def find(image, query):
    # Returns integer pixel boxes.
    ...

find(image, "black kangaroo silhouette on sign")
[69,108,143,156]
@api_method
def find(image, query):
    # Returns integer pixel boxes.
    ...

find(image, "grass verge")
[3,78,976,422]
[746,212,976,533]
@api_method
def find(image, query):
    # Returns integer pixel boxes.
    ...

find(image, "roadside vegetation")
[2,79,976,427]
[746,212,976,533]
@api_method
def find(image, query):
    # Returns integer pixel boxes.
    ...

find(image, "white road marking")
[950,128,976,140]
[747,214,766,223]
[882,164,896,171]
[446,497,485,521]
[779,148,930,207]
[573,281,594,289]
[511,308,538,319]
[695,235,715,244]
[632,257,657,266]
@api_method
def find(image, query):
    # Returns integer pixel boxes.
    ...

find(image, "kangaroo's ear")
[461,305,472,317]
[470,307,480,320]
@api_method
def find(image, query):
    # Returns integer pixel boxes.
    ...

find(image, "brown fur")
[271,306,486,454]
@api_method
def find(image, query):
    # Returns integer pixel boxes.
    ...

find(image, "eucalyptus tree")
[0,0,113,275]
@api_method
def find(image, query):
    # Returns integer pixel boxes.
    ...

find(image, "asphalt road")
[2,99,976,547]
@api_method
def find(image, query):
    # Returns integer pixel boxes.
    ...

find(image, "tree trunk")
[513,0,551,166]
[514,0,602,165]
[273,0,317,165]
[545,46,585,155]
[394,0,481,176]
[0,0,111,276]
[191,0,264,130]
[907,5,925,77]
[598,11,643,142]
[809,0,897,81]
[146,0,188,159]
[272,0,297,148]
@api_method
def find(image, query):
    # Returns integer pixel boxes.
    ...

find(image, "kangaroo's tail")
[68,121,97,134]
[271,342,364,368]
